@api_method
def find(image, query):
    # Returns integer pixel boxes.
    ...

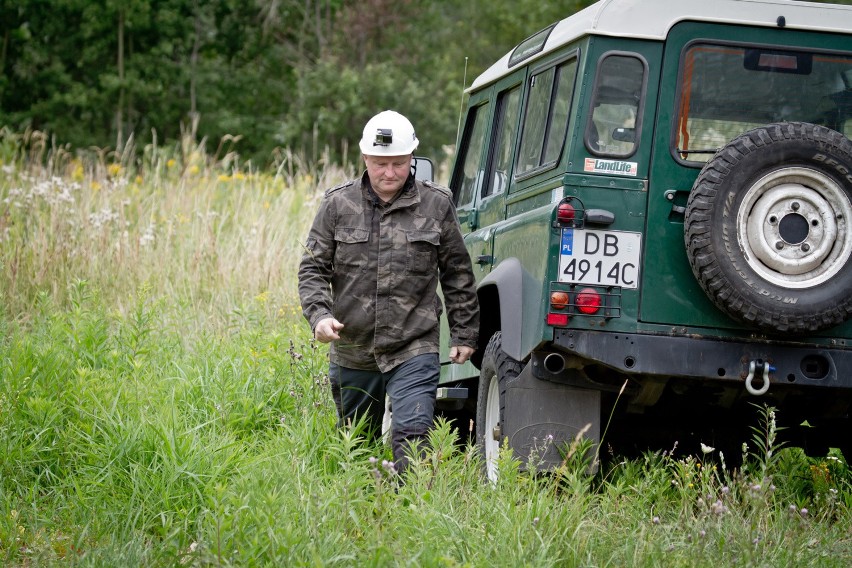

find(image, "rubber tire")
[685,122,852,333]
[475,332,523,482]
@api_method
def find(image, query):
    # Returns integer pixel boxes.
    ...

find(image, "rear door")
[642,21,852,334]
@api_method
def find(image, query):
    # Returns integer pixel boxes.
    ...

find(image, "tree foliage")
[16,1,851,168]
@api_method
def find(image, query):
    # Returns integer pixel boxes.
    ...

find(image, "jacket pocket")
[406,230,440,275]
[334,227,369,269]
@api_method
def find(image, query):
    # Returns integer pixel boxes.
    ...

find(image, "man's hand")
[314,317,344,343]
[449,345,475,364]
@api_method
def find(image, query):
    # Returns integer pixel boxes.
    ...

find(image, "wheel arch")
[476,257,527,363]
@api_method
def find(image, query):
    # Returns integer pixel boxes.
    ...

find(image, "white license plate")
[558,229,641,289]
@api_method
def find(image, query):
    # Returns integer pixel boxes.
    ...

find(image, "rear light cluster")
[546,284,621,327]
[553,196,586,228]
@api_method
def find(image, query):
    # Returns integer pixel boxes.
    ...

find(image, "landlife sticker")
[583,158,638,176]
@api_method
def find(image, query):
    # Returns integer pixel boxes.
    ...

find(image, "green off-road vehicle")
[435,0,852,478]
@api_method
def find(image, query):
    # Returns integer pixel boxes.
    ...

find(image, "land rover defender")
[436,0,852,478]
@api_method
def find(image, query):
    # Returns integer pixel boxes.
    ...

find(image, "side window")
[516,57,579,176]
[586,53,646,157]
[453,103,490,207]
[483,86,521,197]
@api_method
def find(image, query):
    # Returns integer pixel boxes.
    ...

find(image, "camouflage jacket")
[298,172,479,372]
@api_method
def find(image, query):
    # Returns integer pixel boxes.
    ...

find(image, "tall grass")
[0,126,353,331]
[1,130,851,566]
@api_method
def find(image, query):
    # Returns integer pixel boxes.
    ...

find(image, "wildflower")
[652,516,660,525]
[721,486,730,495]
[189,165,200,175]
[533,517,540,526]
[700,443,715,454]
[167,159,176,169]
[108,163,122,177]
[381,460,398,476]
[699,530,706,538]
[710,500,728,515]
[369,457,378,465]
[800,508,808,518]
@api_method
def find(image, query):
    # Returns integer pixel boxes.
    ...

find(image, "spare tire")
[684,122,852,333]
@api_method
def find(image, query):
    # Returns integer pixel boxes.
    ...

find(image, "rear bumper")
[547,328,852,390]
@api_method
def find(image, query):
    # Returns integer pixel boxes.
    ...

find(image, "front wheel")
[475,332,522,482]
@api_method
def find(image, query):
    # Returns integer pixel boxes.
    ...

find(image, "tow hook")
[744,359,775,396]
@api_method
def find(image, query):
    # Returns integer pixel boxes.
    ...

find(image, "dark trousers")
[329,353,439,469]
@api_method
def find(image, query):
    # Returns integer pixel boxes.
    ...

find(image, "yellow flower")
[234,171,246,181]
[217,174,231,182]
[108,163,122,177]
[72,163,84,181]
[91,181,102,192]
[135,175,143,185]
[166,159,176,169]
[263,201,270,209]
[189,165,200,175]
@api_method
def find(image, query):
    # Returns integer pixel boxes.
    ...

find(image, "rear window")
[676,43,852,163]
[586,53,647,157]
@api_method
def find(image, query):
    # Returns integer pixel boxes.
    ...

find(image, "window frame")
[513,51,580,183]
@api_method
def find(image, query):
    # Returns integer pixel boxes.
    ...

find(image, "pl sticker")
[561,229,574,255]
[584,158,638,176]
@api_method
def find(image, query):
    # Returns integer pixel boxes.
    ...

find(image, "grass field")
[1,129,851,566]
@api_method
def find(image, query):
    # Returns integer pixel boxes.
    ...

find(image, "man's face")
[364,154,412,197]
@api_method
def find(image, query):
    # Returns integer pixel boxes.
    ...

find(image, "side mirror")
[413,156,434,182]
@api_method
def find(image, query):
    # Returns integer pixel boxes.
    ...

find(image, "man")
[298,110,479,471]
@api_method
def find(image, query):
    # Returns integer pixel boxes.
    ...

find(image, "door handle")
[475,254,493,265]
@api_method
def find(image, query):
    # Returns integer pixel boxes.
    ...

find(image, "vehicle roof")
[469,0,852,91]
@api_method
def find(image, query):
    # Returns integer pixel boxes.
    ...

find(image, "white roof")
[470,0,852,91]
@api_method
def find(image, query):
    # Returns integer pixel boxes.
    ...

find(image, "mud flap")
[503,363,601,471]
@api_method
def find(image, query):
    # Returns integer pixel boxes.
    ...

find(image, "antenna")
[456,56,469,145]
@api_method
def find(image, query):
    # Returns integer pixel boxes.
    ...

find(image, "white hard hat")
[359,110,419,156]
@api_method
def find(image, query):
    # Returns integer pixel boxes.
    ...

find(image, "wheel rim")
[381,395,392,445]
[484,373,501,482]
[738,167,852,288]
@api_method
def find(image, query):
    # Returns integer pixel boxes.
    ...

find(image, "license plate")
[558,229,641,289]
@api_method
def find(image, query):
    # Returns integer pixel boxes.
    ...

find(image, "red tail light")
[576,288,602,314]
[556,202,576,224]
[546,313,569,326]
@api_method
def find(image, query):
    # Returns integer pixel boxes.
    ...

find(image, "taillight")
[556,202,576,224]
[550,291,570,309]
[546,313,569,326]
[576,288,601,314]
